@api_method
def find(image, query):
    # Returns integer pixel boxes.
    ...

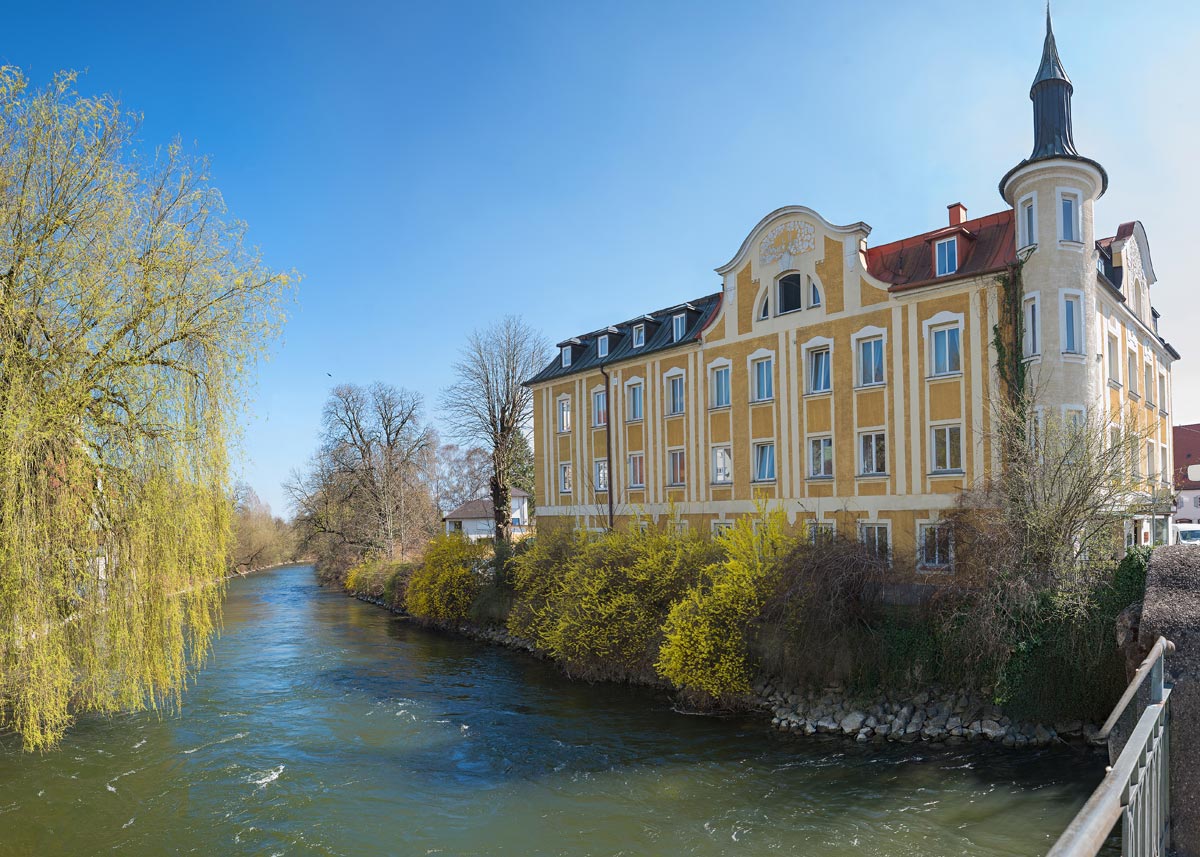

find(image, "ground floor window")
[860,522,890,562]
[919,523,952,570]
[712,520,733,537]
[808,521,835,545]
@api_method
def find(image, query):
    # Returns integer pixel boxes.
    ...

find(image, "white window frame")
[556,395,572,433]
[627,452,645,489]
[1144,354,1156,407]
[592,388,608,427]
[711,520,734,537]
[859,431,887,476]
[930,423,963,474]
[1127,346,1140,398]
[672,313,686,343]
[1022,292,1041,358]
[855,333,886,387]
[801,336,834,395]
[665,369,686,416]
[809,520,836,545]
[1107,332,1121,385]
[924,311,964,378]
[808,435,833,479]
[709,359,732,410]
[917,521,953,572]
[1060,289,1084,356]
[593,458,609,492]
[597,334,609,358]
[561,346,572,368]
[752,356,774,402]
[667,448,686,487]
[746,348,776,402]
[711,445,733,485]
[807,275,823,309]
[859,521,891,564]
[935,236,957,276]
[559,462,573,494]
[751,441,776,483]
[1146,441,1157,482]
[1018,192,1037,249]
[1159,371,1168,414]
[1057,188,1082,243]
[632,323,645,348]
[625,378,644,422]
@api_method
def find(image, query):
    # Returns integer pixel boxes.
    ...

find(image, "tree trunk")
[491,473,511,546]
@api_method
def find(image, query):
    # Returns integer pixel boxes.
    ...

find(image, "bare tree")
[431,443,491,514]
[442,316,549,546]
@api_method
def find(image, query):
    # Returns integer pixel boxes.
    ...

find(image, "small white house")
[443,488,532,541]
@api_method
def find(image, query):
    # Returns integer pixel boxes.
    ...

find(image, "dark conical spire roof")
[1000,3,1107,199]
[1032,4,1072,91]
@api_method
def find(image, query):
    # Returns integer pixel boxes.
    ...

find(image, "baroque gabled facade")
[525,11,1179,572]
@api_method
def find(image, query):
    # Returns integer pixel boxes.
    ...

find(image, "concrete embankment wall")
[1138,544,1200,856]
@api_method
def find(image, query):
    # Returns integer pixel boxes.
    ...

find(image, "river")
[0,565,1109,856]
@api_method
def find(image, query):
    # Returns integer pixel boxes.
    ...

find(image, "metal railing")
[1046,636,1174,857]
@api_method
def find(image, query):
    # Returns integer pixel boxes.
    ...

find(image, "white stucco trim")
[715,205,872,275]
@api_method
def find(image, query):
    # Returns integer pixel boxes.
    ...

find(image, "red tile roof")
[866,210,1016,292]
[1174,424,1200,491]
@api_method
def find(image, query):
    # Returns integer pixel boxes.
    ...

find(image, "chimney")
[948,202,968,226]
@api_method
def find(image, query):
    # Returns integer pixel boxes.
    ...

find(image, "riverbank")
[351,592,1102,751]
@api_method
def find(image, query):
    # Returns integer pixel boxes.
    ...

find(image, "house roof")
[525,292,722,385]
[1174,424,1200,491]
[444,488,530,522]
[865,210,1016,291]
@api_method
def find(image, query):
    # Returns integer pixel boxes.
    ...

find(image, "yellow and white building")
[526,12,1178,572]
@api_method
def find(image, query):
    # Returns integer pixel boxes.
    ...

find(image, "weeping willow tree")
[0,68,292,750]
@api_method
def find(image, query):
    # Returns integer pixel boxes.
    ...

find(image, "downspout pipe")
[599,362,615,531]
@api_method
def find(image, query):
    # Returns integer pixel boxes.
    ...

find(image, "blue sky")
[6,1,1198,514]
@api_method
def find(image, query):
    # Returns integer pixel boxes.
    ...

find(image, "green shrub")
[656,507,791,704]
[344,557,390,598]
[383,562,417,609]
[405,534,491,622]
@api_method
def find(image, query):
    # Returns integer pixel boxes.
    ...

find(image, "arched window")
[778,274,804,314]
[759,295,769,320]
[809,277,822,308]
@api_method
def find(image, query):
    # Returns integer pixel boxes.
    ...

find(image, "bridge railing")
[1045,636,1173,857]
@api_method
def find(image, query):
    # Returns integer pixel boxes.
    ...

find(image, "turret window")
[1059,191,1081,242]
[1019,195,1037,248]
[1022,294,1040,357]
[935,237,957,276]
[1062,293,1082,354]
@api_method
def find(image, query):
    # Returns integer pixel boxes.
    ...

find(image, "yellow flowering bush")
[405,534,490,622]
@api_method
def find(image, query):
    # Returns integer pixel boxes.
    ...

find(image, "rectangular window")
[594,459,609,492]
[1023,295,1039,357]
[931,425,963,473]
[809,522,835,545]
[1131,441,1141,477]
[628,453,645,488]
[593,390,607,427]
[1145,362,1155,405]
[1063,294,1081,353]
[1159,373,1168,412]
[809,436,833,478]
[597,335,609,358]
[753,357,774,401]
[559,462,573,494]
[557,398,571,433]
[561,346,572,368]
[1021,198,1035,247]
[935,237,957,276]
[668,375,685,415]
[808,348,831,393]
[919,523,952,570]
[672,313,686,343]
[711,446,732,484]
[931,325,961,376]
[1108,334,1120,383]
[667,449,686,486]
[626,383,643,421]
[860,432,886,475]
[858,337,884,386]
[1061,193,1078,242]
[712,520,734,537]
[1128,350,1139,397]
[1146,441,1157,481]
[1160,447,1169,484]
[711,366,731,409]
[860,523,890,563]
[752,442,775,482]
[633,324,645,348]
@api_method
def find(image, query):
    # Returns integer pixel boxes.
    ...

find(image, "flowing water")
[0,565,1110,856]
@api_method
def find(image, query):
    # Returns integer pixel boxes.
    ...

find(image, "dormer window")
[778,274,804,314]
[672,313,686,342]
[597,334,609,358]
[1096,256,1105,277]
[561,346,572,368]
[632,324,645,348]
[935,237,957,276]
[809,277,822,307]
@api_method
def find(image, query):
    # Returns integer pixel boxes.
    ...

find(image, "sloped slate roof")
[865,210,1016,291]
[444,487,530,522]
[525,292,722,385]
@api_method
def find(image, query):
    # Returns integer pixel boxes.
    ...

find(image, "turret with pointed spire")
[1000,4,1107,199]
